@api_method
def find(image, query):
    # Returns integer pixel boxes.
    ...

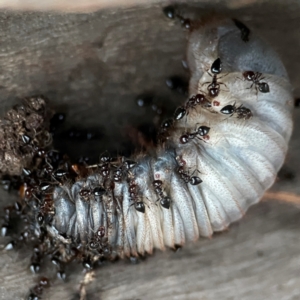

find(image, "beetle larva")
[0,12,293,300]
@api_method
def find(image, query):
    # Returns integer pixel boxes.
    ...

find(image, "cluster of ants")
[159,56,270,151]
[156,54,270,196]
[0,142,120,299]
[85,153,200,214]
[162,5,270,149]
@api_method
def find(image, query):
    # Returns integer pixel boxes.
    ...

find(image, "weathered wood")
[0,1,300,299]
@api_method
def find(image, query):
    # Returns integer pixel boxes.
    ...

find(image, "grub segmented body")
[45,18,293,259]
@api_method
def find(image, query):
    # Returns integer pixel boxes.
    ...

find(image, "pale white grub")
[52,18,293,257]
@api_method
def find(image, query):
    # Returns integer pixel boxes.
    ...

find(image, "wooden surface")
[0,1,300,299]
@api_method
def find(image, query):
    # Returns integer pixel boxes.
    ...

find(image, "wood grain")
[0,1,300,299]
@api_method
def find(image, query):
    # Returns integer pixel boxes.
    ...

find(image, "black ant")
[86,152,112,178]
[152,180,171,209]
[186,93,211,110]
[50,254,66,281]
[128,180,145,213]
[158,118,174,142]
[39,194,55,217]
[243,71,270,93]
[203,58,227,98]
[179,125,210,144]
[99,153,113,178]
[178,166,202,185]
[79,187,92,200]
[174,94,211,121]
[220,104,253,120]
[174,107,187,121]
[176,156,202,185]
[113,158,137,182]
[27,276,50,300]
[88,225,106,251]
[1,200,23,239]
[92,186,106,201]
[163,5,191,29]
[160,119,174,131]
[235,105,253,120]
[30,244,43,275]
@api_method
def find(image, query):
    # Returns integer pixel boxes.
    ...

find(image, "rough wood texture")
[0,1,300,299]
[0,0,161,12]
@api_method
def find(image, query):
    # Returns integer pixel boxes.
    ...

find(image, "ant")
[174,94,211,121]
[86,152,113,178]
[179,125,210,144]
[176,156,202,185]
[99,153,112,178]
[203,58,227,98]
[92,186,106,201]
[186,93,211,110]
[88,226,106,251]
[158,119,174,142]
[39,194,55,217]
[128,180,145,213]
[163,5,191,29]
[1,200,23,239]
[50,253,66,281]
[79,187,92,200]
[152,180,171,209]
[45,164,69,182]
[178,167,202,185]
[243,71,270,93]
[174,107,186,121]
[113,158,137,182]
[78,183,106,202]
[220,103,253,120]
[235,105,253,120]
[27,276,50,300]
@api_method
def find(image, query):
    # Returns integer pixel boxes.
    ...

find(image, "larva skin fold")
[49,18,293,259]
[0,16,293,297]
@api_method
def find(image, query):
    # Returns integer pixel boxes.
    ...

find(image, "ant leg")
[195,136,207,143]
[217,72,229,80]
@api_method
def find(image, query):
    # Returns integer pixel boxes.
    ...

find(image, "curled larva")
[51,17,293,255]
[0,14,293,299]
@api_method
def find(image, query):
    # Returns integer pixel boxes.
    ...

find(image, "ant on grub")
[220,103,253,120]
[243,71,270,93]
[176,156,202,186]
[179,125,211,144]
[202,58,228,98]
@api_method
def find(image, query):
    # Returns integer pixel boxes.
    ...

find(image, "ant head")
[179,134,189,144]
[211,58,222,74]
[198,126,210,136]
